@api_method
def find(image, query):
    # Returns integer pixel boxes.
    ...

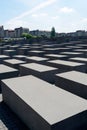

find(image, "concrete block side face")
[55,76,87,99]
[51,111,87,130]
[0,71,19,91]
[0,71,19,80]
[3,61,14,68]
[19,66,32,76]
[75,65,87,73]
[1,82,51,130]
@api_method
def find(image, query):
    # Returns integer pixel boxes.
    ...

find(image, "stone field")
[0,40,87,130]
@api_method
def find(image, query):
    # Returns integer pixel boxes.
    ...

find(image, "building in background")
[15,27,29,38]
[4,30,15,38]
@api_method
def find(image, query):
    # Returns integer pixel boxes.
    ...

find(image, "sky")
[1,0,87,33]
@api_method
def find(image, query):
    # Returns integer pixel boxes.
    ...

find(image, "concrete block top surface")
[76,44,87,47]
[56,71,87,86]
[56,47,70,50]
[74,49,87,52]
[0,64,18,73]
[4,59,26,64]
[66,46,82,48]
[13,55,26,58]
[70,57,87,62]
[4,50,16,52]
[20,63,57,72]
[48,59,84,66]
[61,52,82,55]
[26,56,48,61]
[29,50,44,53]
[0,55,9,58]
[43,48,58,51]
[45,54,67,58]
[2,75,87,125]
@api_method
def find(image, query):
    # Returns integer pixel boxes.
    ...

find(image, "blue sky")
[1,0,87,32]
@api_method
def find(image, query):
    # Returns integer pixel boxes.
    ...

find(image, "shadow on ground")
[0,101,29,130]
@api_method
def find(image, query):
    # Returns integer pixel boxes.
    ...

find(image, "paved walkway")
[0,94,29,130]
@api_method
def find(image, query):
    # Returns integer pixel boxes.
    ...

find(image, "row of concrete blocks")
[0,54,87,71]
[0,61,87,129]
[0,42,87,57]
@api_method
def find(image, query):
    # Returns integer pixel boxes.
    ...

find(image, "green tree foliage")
[21,33,33,39]
[50,27,56,40]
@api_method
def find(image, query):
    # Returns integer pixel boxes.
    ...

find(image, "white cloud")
[51,16,59,20]
[7,0,56,21]
[32,13,48,18]
[5,0,57,29]
[5,20,29,29]
[60,7,75,13]
[81,18,87,23]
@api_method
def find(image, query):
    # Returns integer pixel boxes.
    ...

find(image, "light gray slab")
[48,59,84,67]
[55,71,87,99]
[61,52,82,55]
[56,71,87,86]
[0,64,18,73]
[4,59,25,64]
[29,51,44,53]
[2,75,87,128]
[13,55,26,58]
[20,63,57,72]
[0,55,9,58]
[74,49,87,52]
[26,56,48,61]
[70,57,87,62]
[45,54,67,58]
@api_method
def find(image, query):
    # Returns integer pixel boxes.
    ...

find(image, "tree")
[21,33,33,39]
[50,27,56,40]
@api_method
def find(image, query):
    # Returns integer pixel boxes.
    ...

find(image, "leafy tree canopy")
[50,27,56,39]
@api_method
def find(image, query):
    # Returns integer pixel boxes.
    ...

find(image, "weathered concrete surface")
[1,75,87,130]
[55,71,87,99]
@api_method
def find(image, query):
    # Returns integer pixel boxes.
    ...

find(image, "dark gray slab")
[13,55,26,61]
[1,75,87,130]
[17,48,29,55]
[3,50,17,57]
[28,50,45,56]
[55,71,87,99]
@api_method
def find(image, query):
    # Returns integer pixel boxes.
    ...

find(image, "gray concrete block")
[3,59,26,69]
[1,75,87,130]
[3,50,17,57]
[55,71,87,99]
[0,55,10,63]
[13,55,26,61]
[69,57,87,66]
[45,54,67,60]
[0,64,19,91]
[25,56,49,63]
[20,63,60,84]
[17,48,29,55]
[47,59,86,72]
[28,50,45,57]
